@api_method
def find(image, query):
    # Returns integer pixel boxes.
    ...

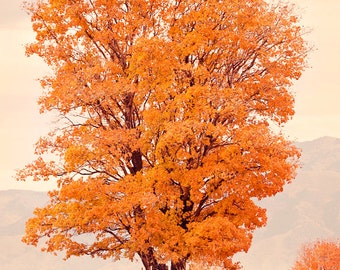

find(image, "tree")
[292,239,340,270]
[18,0,308,269]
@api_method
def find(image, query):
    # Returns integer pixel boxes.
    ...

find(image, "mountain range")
[1,136,339,269]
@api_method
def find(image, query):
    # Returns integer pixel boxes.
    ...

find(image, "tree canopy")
[18,0,308,269]
[292,239,340,270]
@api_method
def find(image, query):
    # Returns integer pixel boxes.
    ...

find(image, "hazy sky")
[0,0,339,191]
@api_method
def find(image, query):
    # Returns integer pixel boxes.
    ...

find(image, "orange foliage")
[292,239,340,270]
[18,0,308,269]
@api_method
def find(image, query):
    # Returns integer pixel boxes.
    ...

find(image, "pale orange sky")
[0,0,339,190]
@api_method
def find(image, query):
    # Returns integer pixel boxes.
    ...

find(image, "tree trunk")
[139,248,169,270]
[171,259,186,270]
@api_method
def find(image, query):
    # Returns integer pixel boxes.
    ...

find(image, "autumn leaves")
[19,0,308,269]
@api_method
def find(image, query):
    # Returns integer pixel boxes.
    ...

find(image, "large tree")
[18,0,308,269]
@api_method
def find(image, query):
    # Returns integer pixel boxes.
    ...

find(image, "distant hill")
[236,136,340,269]
[1,137,339,270]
